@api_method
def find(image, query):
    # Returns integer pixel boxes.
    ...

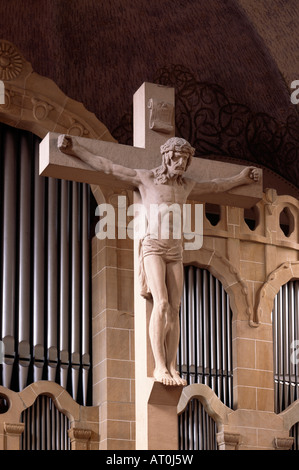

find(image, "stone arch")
[177,383,230,426]
[0,381,82,422]
[281,400,299,433]
[256,261,299,324]
[0,39,115,205]
[183,246,256,325]
[0,39,115,141]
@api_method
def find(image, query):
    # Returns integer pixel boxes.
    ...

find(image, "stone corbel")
[68,427,92,450]
[216,431,240,450]
[3,422,25,450]
[273,436,294,450]
[4,423,25,435]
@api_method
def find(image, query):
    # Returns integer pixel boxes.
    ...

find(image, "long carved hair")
[153,137,195,185]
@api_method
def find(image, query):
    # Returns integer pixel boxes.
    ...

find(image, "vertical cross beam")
[133,83,183,450]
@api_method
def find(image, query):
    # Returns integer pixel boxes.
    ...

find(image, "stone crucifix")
[40,83,262,388]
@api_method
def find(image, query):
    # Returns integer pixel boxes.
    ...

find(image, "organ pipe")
[33,139,45,381]
[47,177,58,381]
[59,179,69,389]
[0,124,93,407]
[178,266,233,450]
[22,395,71,450]
[273,280,299,450]
[82,183,90,405]
[18,133,31,388]
[71,181,80,400]
[1,128,17,387]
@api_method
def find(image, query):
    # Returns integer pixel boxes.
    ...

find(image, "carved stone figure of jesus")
[58,135,259,386]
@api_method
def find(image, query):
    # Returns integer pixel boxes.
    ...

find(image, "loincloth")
[138,236,183,299]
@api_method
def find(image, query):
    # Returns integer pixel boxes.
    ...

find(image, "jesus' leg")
[143,255,176,385]
[165,261,187,386]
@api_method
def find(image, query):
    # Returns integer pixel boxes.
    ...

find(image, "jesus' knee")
[154,299,169,319]
[165,304,179,330]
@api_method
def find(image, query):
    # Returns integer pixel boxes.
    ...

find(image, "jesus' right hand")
[57,134,74,155]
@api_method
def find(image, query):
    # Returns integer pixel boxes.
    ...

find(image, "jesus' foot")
[170,369,187,386]
[154,368,176,386]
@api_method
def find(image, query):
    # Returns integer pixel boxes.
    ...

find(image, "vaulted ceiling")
[0,0,298,195]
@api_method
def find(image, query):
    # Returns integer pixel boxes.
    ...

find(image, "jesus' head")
[153,137,195,184]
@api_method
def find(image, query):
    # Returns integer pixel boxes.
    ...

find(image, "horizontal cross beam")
[40,132,263,207]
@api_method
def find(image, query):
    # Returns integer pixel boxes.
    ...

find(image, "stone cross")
[40,82,263,450]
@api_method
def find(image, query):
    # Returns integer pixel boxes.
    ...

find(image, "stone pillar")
[232,318,274,411]
[91,188,135,450]
[134,193,183,450]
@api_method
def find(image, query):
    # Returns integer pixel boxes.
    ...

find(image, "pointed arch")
[184,246,256,325]
[257,261,299,324]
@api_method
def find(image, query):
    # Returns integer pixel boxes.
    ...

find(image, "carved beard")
[152,164,185,185]
[153,151,191,185]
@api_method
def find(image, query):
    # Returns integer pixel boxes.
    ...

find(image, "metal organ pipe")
[82,183,90,405]
[33,139,45,382]
[187,266,195,382]
[202,269,210,386]
[18,134,32,389]
[1,125,93,416]
[59,179,69,389]
[71,181,80,401]
[47,177,58,381]
[195,268,203,382]
[22,395,71,450]
[272,280,299,450]
[215,279,222,398]
[1,128,17,387]
[178,266,233,450]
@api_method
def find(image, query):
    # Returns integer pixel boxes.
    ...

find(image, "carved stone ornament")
[4,422,25,435]
[148,97,174,134]
[32,98,54,121]
[273,436,294,450]
[0,40,115,147]
[0,41,23,81]
[216,431,240,450]
[68,428,91,442]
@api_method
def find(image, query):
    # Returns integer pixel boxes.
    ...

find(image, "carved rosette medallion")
[0,41,23,81]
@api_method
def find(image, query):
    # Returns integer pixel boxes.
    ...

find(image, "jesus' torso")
[136,169,195,241]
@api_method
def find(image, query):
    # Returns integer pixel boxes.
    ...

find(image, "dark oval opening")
[244,206,260,231]
[279,207,295,237]
[0,393,10,414]
[205,203,221,226]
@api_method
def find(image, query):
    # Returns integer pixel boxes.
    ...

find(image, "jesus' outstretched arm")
[57,134,141,187]
[187,166,260,197]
